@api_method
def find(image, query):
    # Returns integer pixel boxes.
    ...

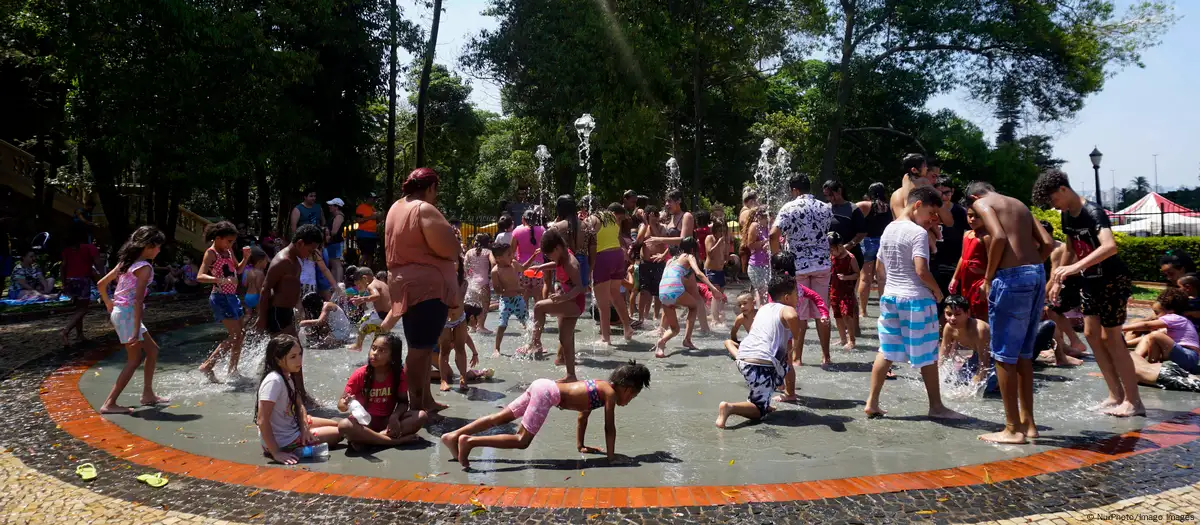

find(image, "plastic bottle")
[299,442,330,461]
[348,399,372,426]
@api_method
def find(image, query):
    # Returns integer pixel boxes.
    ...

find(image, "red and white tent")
[1112,192,1200,218]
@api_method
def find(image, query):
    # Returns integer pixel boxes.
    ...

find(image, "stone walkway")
[2,299,1200,523]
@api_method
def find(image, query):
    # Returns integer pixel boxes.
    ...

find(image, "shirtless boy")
[348,267,391,351]
[729,292,757,343]
[257,224,324,404]
[964,182,1054,444]
[491,243,529,356]
[704,221,731,326]
[940,294,992,386]
[635,205,668,326]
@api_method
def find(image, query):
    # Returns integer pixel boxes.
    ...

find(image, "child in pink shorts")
[441,362,651,468]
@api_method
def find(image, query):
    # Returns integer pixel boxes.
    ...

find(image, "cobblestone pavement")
[3,300,1200,524]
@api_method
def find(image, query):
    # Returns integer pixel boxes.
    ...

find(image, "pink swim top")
[768,282,829,319]
[113,261,152,307]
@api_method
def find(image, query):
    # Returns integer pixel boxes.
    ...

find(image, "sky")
[401,0,1198,197]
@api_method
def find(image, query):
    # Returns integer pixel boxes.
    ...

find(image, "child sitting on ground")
[299,292,354,348]
[728,292,757,343]
[1123,288,1200,375]
[348,267,391,351]
[717,274,803,428]
[337,334,428,449]
[441,361,651,468]
[939,295,998,394]
[256,334,342,464]
[490,243,528,357]
[829,232,860,350]
[1178,275,1200,330]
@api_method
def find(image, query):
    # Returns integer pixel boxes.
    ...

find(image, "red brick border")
[43,350,1200,508]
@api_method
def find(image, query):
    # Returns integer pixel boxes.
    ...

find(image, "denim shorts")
[325,242,344,261]
[861,237,881,263]
[987,264,1046,365]
[1170,343,1200,374]
[574,253,590,288]
[210,293,244,322]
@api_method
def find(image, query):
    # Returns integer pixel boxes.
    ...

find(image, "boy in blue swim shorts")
[965,181,1055,444]
[865,186,960,420]
[490,244,529,356]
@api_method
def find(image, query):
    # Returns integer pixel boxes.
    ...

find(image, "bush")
[1033,207,1197,282]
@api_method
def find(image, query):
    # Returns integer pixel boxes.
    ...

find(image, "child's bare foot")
[1102,401,1145,417]
[773,394,798,404]
[457,435,473,468]
[140,395,170,406]
[99,404,135,415]
[556,374,578,383]
[864,405,886,418]
[478,327,494,335]
[979,430,1027,444]
[715,402,731,428]
[60,329,71,347]
[844,340,856,351]
[654,344,666,358]
[681,339,697,350]
[1066,341,1088,357]
[886,368,896,379]
[1023,421,1039,439]
[441,432,460,459]
[492,350,501,357]
[439,381,452,392]
[200,367,219,384]
[792,359,802,368]
[1055,354,1083,367]
[821,358,832,370]
[458,380,469,392]
[554,354,564,366]
[1088,397,1121,412]
[928,407,966,420]
[837,338,848,347]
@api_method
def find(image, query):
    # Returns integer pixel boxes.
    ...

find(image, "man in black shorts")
[257,224,324,404]
[1035,169,1143,417]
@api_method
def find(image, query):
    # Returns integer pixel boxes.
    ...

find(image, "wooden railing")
[0,139,209,252]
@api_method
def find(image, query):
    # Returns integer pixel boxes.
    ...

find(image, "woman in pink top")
[96,226,169,414]
[383,167,461,414]
[513,209,546,305]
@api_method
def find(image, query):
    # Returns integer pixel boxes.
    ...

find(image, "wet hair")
[643,205,660,219]
[301,292,325,320]
[610,360,651,394]
[737,291,755,304]
[1031,169,1072,208]
[293,224,323,245]
[402,167,439,195]
[1161,252,1197,274]
[1158,288,1190,314]
[907,186,943,207]
[694,211,711,229]
[1179,275,1200,294]
[375,271,387,281]
[711,221,727,236]
[364,333,406,404]
[204,221,238,244]
[555,195,581,246]
[492,242,512,258]
[249,247,268,266]
[666,189,684,204]
[965,181,994,198]
[623,189,637,200]
[473,233,491,256]
[822,180,843,194]
[942,294,970,313]
[742,188,758,204]
[116,226,166,273]
[254,334,302,430]
[934,175,955,191]
[771,252,797,278]
[497,215,514,233]
[607,202,625,216]
[344,265,359,288]
[789,174,810,193]
[927,157,942,169]
[767,273,797,302]
[354,266,374,282]
[828,231,844,247]
[1040,220,1054,236]
[540,228,567,257]
[678,236,699,255]
[902,153,926,175]
[521,210,538,248]
[636,195,649,208]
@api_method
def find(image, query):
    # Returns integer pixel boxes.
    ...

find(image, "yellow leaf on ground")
[1176,464,1192,469]
[469,508,487,516]
[728,459,734,466]
[196,401,204,407]
[721,489,741,498]
[983,468,992,484]
[936,497,949,502]
[580,470,585,476]
[247,489,262,497]
[587,514,601,520]
[414,474,425,480]
[915,510,937,515]
[698,391,702,395]
[94,371,100,376]
[248,513,263,520]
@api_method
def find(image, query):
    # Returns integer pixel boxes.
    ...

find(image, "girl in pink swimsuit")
[520,229,587,383]
[441,361,651,468]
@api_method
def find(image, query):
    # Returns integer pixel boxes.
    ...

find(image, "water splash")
[753,139,783,222]
[574,114,596,213]
[535,145,553,213]
[665,157,681,194]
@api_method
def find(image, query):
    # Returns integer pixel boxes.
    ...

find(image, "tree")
[405,63,485,216]
[414,0,445,167]
[812,0,1176,180]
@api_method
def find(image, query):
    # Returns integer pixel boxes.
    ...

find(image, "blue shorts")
[861,237,881,263]
[498,296,528,328]
[210,293,244,322]
[1170,344,1200,374]
[987,264,1046,365]
[878,295,940,368]
[738,361,788,416]
[705,269,726,289]
[325,242,344,261]
[574,253,590,288]
[244,293,260,309]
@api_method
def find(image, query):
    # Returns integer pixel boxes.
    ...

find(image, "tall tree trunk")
[254,164,272,236]
[386,0,399,204]
[165,189,182,246]
[234,174,250,225]
[152,178,170,229]
[83,145,129,255]
[818,2,857,181]
[690,0,702,210]
[414,0,443,167]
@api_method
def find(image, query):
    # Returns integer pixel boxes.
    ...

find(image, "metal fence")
[1109,211,1200,237]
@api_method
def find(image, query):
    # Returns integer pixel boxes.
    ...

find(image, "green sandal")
[136,472,168,488]
[75,463,97,481]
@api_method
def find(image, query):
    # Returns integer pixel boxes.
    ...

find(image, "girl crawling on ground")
[337,334,428,449]
[441,361,651,469]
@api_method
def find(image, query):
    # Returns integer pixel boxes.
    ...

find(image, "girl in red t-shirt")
[337,334,428,449]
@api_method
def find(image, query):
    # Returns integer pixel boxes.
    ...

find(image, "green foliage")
[1031,207,1065,242]
[1117,236,1200,283]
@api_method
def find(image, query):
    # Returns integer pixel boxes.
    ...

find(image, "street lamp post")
[1090,147,1103,209]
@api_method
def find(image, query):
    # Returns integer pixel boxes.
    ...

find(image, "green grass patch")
[1131,285,1161,302]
